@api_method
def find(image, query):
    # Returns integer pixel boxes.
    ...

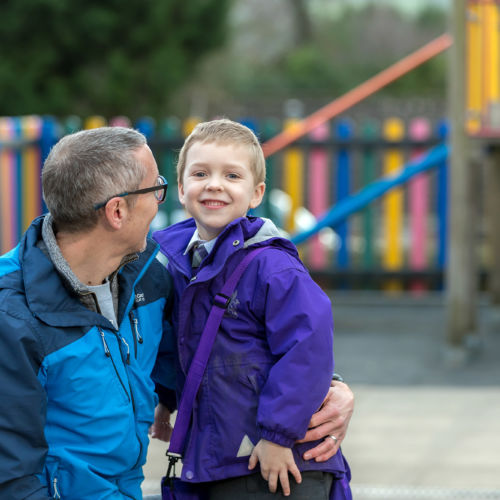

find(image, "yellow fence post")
[383,117,405,291]
[283,118,304,233]
[182,117,201,138]
[84,116,107,129]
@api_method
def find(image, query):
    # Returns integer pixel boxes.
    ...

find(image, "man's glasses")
[94,175,168,210]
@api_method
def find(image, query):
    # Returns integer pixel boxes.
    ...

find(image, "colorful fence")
[0,115,449,289]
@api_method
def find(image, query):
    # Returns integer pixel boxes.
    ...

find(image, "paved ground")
[142,292,500,499]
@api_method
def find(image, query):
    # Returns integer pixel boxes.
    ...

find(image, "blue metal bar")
[292,143,449,245]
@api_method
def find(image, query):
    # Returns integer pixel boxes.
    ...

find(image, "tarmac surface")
[142,292,500,499]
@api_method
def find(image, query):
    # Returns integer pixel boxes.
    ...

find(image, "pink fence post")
[0,117,18,253]
[308,123,330,269]
[408,117,431,293]
[109,116,132,128]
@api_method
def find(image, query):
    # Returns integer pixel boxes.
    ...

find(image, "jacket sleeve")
[256,262,334,448]
[0,311,50,499]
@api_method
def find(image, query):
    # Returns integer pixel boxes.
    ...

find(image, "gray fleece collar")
[244,218,284,248]
[42,214,91,295]
[41,214,138,296]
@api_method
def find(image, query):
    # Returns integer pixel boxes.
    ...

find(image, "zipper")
[120,335,131,365]
[98,328,130,402]
[128,310,143,359]
[119,344,143,469]
[101,328,142,468]
[52,477,61,499]
[99,329,111,357]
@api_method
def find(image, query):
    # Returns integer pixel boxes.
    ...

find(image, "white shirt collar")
[184,229,217,255]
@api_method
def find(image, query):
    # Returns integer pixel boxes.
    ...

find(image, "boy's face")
[179,141,265,241]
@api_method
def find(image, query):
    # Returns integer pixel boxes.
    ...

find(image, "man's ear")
[103,198,128,230]
[249,182,266,209]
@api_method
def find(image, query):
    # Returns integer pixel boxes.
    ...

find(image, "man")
[0,127,353,499]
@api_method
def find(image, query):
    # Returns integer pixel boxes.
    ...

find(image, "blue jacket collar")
[20,215,158,328]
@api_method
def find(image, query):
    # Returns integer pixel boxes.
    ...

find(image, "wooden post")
[446,0,478,355]
[485,147,500,304]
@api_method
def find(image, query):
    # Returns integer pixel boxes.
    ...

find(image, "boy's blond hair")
[176,119,266,185]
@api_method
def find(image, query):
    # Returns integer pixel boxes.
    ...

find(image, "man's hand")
[149,402,173,442]
[298,381,354,462]
[248,439,302,497]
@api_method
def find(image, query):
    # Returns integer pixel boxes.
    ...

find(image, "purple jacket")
[153,216,349,485]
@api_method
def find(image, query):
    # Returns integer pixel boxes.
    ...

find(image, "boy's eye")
[227,173,240,179]
[193,171,206,178]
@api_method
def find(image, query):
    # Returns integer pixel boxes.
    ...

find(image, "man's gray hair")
[42,127,147,232]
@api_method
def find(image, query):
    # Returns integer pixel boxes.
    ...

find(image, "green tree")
[0,0,231,118]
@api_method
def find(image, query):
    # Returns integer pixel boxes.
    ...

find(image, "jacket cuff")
[260,428,296,448]
[155,383,177,412]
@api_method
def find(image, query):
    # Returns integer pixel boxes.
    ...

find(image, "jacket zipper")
[120,335,131,365]
[98,328,131,402]
[118,339,143,469]
[128,310,143,359]
[111,329,143,469]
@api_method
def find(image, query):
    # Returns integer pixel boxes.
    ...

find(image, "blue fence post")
[135,117,156,139]
[335,119,353,270]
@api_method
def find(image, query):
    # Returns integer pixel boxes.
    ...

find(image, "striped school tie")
[192,243,208,268]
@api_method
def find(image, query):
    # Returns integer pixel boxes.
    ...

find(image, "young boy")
[153,119,350,498]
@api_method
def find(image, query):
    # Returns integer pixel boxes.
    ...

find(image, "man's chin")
[129,240,147,255]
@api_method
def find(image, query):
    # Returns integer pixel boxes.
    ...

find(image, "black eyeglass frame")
[94,175,168,210]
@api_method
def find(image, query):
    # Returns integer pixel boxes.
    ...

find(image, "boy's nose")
[206,177,224,191]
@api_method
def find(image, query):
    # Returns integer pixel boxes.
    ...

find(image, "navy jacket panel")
[0,216,175,499]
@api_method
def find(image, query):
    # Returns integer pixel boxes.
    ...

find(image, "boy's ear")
[249,182,266,209]
[178,182,186,206]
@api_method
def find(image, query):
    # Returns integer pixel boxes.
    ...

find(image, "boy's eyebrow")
[187,161,249,170]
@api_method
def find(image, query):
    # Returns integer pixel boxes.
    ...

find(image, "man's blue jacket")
[0,216,175,499]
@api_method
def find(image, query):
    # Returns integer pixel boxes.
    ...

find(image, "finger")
[308,405,340,430]
[302,437,339,462]
[158,429,172,442]
[248,451,258,470]
[297,421,336,443]
[268,471,278,493]
[289,463,302,485]
[279,470,291,496]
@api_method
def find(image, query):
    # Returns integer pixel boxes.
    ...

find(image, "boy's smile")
[179,141,265,241]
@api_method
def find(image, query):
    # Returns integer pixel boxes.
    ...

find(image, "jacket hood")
[153,216,299,277]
